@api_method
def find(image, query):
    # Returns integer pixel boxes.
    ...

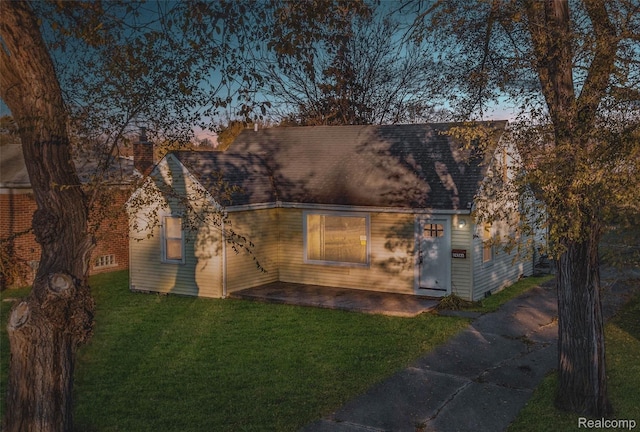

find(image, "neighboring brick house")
[1,134,151,288]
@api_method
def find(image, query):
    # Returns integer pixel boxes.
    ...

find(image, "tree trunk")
[555,231,611,416]
[1,2,95,431]
[5,276,88,432]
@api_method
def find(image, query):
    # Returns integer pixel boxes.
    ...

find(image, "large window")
[163,216,184,263]
[304,212,369,266]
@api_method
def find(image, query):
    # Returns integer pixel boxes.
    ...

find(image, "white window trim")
[161,215,185,264]
[482,223,495,267]
[303,210,371,268]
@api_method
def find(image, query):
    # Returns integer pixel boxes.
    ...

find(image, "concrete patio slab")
[229,282,439,317]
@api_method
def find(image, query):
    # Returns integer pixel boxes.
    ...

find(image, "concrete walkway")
[301,270,640,432]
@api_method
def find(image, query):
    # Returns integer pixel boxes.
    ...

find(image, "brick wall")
[0,188,130,288]
[89,189,130,276]
[0,192,40,285]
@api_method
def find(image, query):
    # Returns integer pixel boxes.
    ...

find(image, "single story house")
[128,122,540,301]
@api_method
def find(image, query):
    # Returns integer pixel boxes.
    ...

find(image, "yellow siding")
[129,212,223,298]
[469,140,536,301]
[277,209,415,295]
[471,223,534,301]
[225,208,280,293]
[128,158,224,298]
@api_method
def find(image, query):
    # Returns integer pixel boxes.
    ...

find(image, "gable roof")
[171,122,507,210]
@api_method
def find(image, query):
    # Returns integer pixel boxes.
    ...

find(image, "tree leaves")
[405,0,639,255]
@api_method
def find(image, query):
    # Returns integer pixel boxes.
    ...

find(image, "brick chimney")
[133,127,154,176]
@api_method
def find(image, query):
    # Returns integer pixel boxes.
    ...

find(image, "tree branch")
[525,0,577,137]
[576,0,619,132]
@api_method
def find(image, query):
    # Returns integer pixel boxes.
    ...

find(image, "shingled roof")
[172,122,507,210]
[0,141,135,190]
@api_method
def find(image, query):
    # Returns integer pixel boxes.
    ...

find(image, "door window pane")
[424,223,444,238]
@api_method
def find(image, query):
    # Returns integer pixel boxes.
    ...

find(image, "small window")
[163,216,184,263]
[424,223,444,238]
[94,254,116,268]
[304,212,369,266]
[482,223,493,263]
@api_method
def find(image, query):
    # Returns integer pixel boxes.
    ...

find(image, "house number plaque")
[452,249,467,259]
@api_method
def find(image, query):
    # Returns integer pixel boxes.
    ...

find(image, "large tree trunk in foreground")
[555,233,611,417]
[0,2,95,431]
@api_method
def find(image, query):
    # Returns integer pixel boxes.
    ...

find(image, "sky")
[0,101,9,118]
[0,0,523,141]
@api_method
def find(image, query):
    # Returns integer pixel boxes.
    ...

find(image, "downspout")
[221,216,227,298]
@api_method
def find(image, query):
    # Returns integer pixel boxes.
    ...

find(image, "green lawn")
[508,291,640,432]
[4,271,635,431]
[1,271,469,431]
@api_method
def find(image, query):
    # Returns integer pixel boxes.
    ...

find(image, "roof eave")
[225,200,473,215]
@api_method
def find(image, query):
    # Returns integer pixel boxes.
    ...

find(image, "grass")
[1,271,469,431]
[7,270,632,432]
[508,291,640,432]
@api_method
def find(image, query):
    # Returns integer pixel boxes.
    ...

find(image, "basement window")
[94,254,116,268]
[304,212,369,267]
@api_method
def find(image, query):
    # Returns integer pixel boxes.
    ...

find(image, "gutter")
[0,187,33,195]
[225,201,473,215]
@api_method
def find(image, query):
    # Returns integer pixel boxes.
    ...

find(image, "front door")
[416,217,451,297]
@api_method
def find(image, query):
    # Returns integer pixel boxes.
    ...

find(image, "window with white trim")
[304,212,369,266]
[162,216,184,263]
[482,223,494,263]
